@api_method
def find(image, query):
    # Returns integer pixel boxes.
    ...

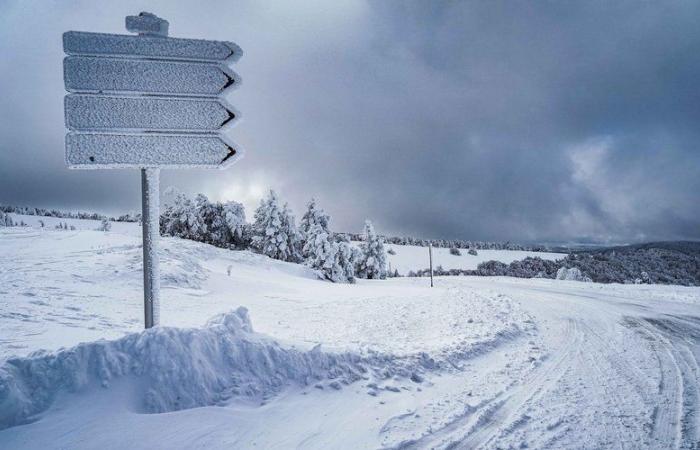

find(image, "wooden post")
[429,243,434,287]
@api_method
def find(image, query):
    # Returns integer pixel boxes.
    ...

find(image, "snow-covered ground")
[1,216,700,449]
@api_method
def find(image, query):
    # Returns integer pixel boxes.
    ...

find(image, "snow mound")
[556,267,591,282]
[0,307,370,430]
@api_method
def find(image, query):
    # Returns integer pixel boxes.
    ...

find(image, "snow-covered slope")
[2,217,700,449]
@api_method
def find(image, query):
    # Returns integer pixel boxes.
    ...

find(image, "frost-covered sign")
[63,15,242,168]
[62,13,243,328]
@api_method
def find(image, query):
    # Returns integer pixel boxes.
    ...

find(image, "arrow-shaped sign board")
[66,133,237,169]
[64,31,242,62]
[65,95,237,131]
[64,56,238,96]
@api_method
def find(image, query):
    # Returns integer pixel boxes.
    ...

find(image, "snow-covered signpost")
[62,13,243,328]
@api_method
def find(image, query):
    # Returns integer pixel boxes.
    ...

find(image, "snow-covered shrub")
[356,220,387,280]
[193,194,247,248]
[97,218,112,232]
[160,189,203,240]
[468,248,478,256]
[195,194,227,245]
[0,211,13,227]
[475,260,509,276]
[251,190,301,262]
[160,189,247,250]
[555,267,591,282]
[387,247,396,255]
[449,247,461,256]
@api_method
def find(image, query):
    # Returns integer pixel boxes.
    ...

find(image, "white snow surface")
[1,215,700,449]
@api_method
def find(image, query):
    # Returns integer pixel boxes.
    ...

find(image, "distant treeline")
[408,242,700,286]
[0,205,139,222]
[337,232,548,252]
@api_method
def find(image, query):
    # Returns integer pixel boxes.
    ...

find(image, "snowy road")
[1,225,700,448]
[420,278,700,449]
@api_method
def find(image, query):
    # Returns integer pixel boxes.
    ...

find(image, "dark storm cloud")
[0,1,698,243]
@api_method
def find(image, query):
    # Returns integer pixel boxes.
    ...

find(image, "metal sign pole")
[134,14,168,329]
[141,168,160,328]
[429,243,434,287]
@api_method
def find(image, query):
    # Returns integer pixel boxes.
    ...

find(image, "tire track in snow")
[463,320,580,448]
[396,318,579,449]
[627,315,700,449]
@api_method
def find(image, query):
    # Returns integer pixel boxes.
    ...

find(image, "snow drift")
[0,307,374,430]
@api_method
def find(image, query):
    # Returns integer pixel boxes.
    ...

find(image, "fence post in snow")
[429,243,434,287]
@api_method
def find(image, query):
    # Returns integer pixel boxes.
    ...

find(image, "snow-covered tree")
[303,223,355,283]
[299,198,330,259]
[222,200,247,248]
[160,189,203,240]
[356,220,387,280]
[195,194,229,246]
[280,202,302,262]
[306,223,336,278]
[335,241,357,282]
[251,190,300,262]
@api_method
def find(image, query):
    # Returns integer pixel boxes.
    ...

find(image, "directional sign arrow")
[65,95,237,132]
[66,132,240,169]
[63,31,242,62]
[64,56,239,96]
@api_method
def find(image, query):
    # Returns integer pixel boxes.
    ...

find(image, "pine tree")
[356,220,387,280]
[300,198,330,260]
[336,241,357,283]
[222,200,246,248]
[251,190,300,262]
[306,223,336,278]
[280,202,302,262]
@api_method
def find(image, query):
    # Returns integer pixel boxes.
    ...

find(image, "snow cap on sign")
[126,12,168,37]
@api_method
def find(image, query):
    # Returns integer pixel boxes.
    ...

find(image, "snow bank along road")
[1,224,699,449]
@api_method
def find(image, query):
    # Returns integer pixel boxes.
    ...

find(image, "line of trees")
[337,232,547,252]
[159,189,388,283]
[1,205,546,250]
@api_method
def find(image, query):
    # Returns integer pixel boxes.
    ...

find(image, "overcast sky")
[1,0,699,244]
